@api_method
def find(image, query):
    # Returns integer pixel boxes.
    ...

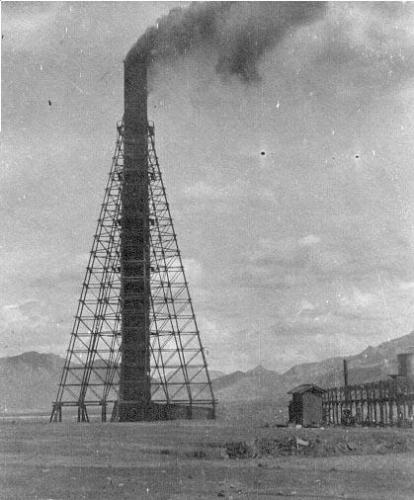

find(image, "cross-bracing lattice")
[50,122,215,422]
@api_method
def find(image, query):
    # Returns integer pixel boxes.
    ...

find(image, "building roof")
[288,383,325,395]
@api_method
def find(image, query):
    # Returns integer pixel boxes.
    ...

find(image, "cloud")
[183,180,243,201]
[297,299,316,314]
[0,249,88,357]
[2,3,60,51]
[306,2,414,93]
[399,281,414,291]
[0,299,67,355]
[181,257,203,286]
[338,288,377,310]
[0,300,49,328]
[3,2,414,372]
[141,2,414,371]
[298,234,320,247]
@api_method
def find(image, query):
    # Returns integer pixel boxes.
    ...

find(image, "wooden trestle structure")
[323,377,414,426]
[49,121,216,423]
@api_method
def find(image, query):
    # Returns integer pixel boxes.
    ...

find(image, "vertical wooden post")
[101,402,107,423]
[389,381,394,425]
[335,388,339,424]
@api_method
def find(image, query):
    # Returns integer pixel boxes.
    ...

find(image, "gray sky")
[2,1,414,373]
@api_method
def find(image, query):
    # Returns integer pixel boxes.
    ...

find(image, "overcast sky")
[2,1,414,373]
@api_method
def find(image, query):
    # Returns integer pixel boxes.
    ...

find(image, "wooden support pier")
[322,378,414,426]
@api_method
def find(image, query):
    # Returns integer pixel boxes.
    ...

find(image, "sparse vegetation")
[1,419,414,499]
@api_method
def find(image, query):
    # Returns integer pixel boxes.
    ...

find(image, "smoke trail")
[127,2,326,82]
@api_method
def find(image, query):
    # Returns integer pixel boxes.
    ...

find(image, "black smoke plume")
[127,2,326,82]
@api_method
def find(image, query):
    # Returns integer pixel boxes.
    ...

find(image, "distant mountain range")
[213,330,414,405]
[1,331,413,411]
[0,352,63,411]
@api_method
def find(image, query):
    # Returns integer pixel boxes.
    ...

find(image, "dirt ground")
[1,419,414,499]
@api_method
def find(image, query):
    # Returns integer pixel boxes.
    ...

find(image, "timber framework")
[323,353,414,427]
[50,122,216,422]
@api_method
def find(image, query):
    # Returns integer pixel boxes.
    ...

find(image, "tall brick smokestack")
[118,50,151,421]
[117,2,327,421]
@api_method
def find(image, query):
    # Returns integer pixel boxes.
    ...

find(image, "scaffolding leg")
[101,402,107,423]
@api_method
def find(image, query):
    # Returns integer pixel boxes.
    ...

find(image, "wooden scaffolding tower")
[50,122,216,422]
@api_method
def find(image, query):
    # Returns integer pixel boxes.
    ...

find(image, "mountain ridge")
[1,330,413,410]
[212,330,414,402]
